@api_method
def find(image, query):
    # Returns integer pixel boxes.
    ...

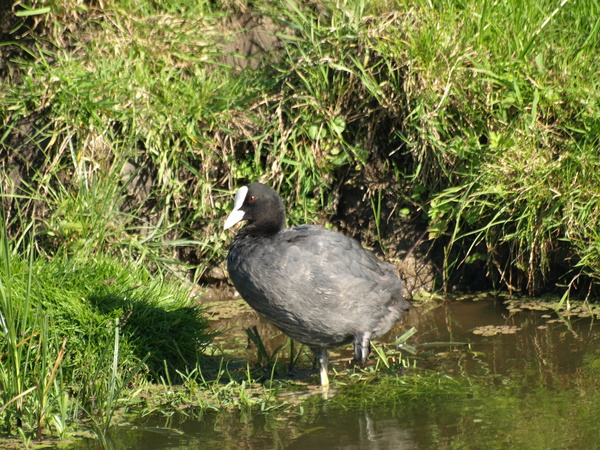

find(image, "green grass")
[2,0,598,294]
[0,220,211,442]
[2,0,242,279]
[397,0,600,294]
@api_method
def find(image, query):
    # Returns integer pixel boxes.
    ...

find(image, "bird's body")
[224,183,411,386]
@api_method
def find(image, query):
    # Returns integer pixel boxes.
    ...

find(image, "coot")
[224,183,411,386]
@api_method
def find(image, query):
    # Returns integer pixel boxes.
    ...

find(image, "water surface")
[72,295,600,449]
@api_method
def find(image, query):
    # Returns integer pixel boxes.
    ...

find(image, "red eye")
[249,196,256,202]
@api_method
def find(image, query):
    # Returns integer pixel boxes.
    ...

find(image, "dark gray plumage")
[224,182,411,386]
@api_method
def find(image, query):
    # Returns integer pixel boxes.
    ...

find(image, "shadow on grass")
[86,286,214,382]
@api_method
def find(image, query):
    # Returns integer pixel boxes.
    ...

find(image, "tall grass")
[247,0,599,294]
[0,215,212,441]
[1,0,242,279]
[1,0,599,294]
[399,0,600,294]
[0,217,36,436]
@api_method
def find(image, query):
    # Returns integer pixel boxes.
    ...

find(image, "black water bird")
[224,183,411,386]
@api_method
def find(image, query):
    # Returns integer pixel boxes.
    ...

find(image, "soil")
[219,11,284,70]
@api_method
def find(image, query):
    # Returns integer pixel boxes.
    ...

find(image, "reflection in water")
[71,296,600,449]
[287,412,415,450]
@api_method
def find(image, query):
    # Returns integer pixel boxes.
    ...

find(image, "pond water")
[71,295,600,449]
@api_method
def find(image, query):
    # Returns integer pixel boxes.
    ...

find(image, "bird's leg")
[353,332,372,364]
[361,332,371,362]
[353,339,361,361]
[316,348,329,387]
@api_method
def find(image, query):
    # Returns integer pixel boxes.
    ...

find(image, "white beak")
[224,186,248,230]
